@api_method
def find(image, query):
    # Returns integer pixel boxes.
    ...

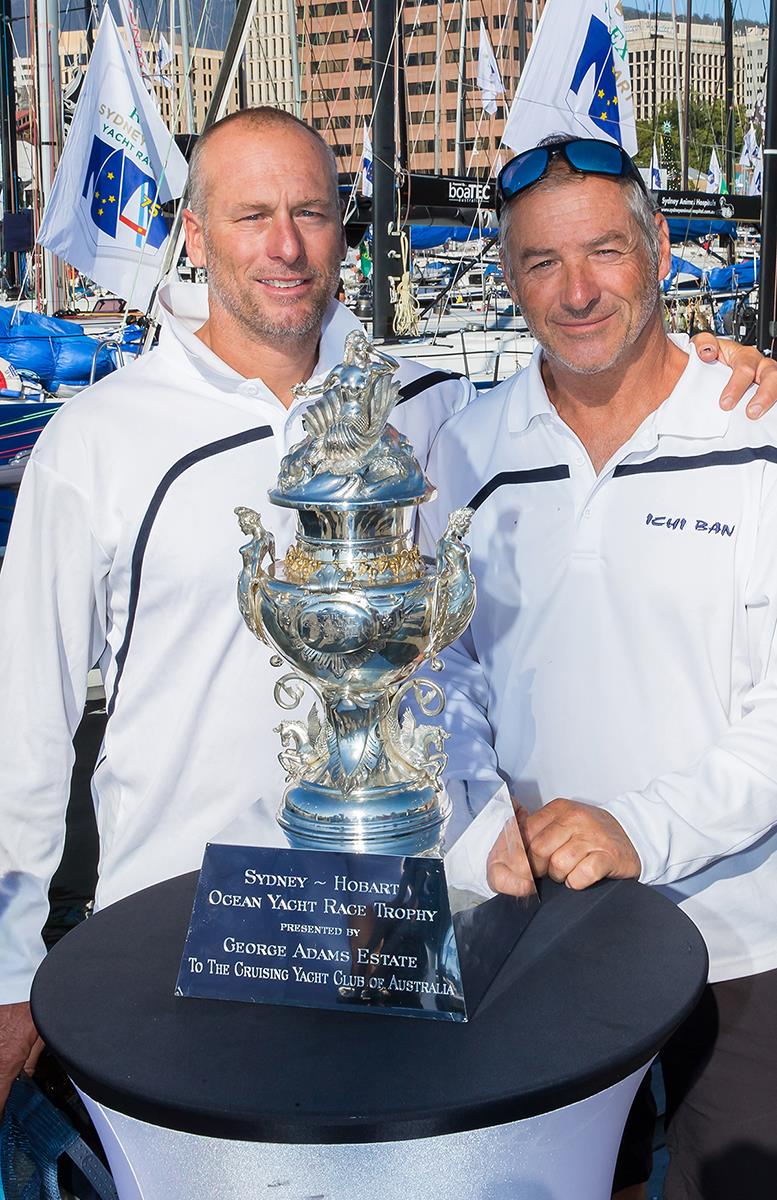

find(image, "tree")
[634,96,745,188]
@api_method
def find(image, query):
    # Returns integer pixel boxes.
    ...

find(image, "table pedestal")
[79,1064,649,1200]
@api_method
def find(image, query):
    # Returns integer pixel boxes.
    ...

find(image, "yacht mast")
[169,0,177,126]
[723,0,734,191]
[454,0,467,175]
[179,0,196,132]
[669,0,686,188]
[0,0,19,289]
[287,0,301,117]
[371,0,399,338]
[434,0,442,173]
[34,0,62,312]
[682,1,691,189]
[756,0,777,353]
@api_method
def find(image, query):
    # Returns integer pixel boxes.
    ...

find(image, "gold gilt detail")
[284,543,424,585]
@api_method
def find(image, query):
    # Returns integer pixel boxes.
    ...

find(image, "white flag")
[477,19,505,117]
[502,0,636,157]
[739,124,757,168]
[361,121,373,199]
[749,143,762,196]
[707,147,722,192]
[157,34,174,89]
[650,140,661,190]
[37,7,188,309]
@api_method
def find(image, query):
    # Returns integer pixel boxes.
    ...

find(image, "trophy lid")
[270,332,435,513]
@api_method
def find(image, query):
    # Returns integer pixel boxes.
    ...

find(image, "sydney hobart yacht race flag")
[37,7,188,309]
[502,0,636,157]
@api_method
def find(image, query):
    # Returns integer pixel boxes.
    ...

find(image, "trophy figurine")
[235,331,476,858]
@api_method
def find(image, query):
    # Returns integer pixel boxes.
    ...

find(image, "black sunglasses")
[496,139,646,215]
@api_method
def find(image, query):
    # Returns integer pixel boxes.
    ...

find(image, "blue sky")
[646,0,770,20]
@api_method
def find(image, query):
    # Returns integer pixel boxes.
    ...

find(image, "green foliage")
[634,95,746,188]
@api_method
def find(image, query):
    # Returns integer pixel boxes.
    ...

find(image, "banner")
[37,7,188,310]
[502,0,636,157]
[361,122,373,198]
[477,19,505,116]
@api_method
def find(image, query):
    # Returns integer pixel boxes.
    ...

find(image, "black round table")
[32,872,707,1200]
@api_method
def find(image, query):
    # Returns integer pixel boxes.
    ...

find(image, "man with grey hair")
[421,135,777,1198]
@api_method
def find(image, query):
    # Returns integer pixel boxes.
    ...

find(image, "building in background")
[626,17,767,124]
[242,0,537,178]
[10,4,769,183]
[742,24,769,118]
[14,26,237,147]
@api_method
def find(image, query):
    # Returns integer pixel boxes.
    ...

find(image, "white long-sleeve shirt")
[420,341,777,983]
[0,281,474,1001]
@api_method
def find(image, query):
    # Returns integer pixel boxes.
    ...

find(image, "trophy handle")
[235,506,276,644]
[384,678,449,789]
[428,507,477,661]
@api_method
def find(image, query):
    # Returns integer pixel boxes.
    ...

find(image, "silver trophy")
[235,331,476,858]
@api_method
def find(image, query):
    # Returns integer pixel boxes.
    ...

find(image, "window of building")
[406,50,436,67]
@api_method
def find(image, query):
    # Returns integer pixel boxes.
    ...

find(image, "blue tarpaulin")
[408,226,497,250]
[0,307,140,393]
[662,254,759,293]
[666,217,737,242]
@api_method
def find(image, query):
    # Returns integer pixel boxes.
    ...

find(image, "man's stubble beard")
[204,235,341,343]
[519,273,661,377]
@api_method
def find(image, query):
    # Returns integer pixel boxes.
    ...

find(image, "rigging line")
[405,0,463,162]
[465,0,517,178]
[304,8,363,146]
[111,0,213,321]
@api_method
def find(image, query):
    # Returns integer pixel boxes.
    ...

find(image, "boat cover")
[0,306,140,393]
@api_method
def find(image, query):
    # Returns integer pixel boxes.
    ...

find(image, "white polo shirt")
[0,282,475,1002]
[421,340,777,983]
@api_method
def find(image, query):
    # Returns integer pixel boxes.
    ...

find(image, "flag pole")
[142,0,259,343]
[34,0,63,312]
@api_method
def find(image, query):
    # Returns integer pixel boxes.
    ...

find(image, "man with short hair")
[421,136,777,1198]
[0,110,772,1120]
[0,107,474,1108]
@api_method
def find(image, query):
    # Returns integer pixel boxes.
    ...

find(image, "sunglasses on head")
[495,138,646,215]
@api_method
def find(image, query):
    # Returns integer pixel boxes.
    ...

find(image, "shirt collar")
[506,339,735,442]
[653,342,736,440]
[155,276,364,406]
[506,344,556,434]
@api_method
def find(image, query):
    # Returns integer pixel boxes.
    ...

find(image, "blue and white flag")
[361,121,373,199]
[157,34,174,89]
[749,143,762,196]
[739,124,758,168]
[650,140,661,189]
[502,0,636,157]
[37,7,187,309]
[477,19,505,116]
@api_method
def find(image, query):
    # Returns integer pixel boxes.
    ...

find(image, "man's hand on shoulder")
[691,333,777,419]
[0,1001,42,1111]
[518,798,641,890]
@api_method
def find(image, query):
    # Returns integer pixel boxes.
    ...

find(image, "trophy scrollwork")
[235,331,477,857]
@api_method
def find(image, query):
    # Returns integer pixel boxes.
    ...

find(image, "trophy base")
[278,780,452,857]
